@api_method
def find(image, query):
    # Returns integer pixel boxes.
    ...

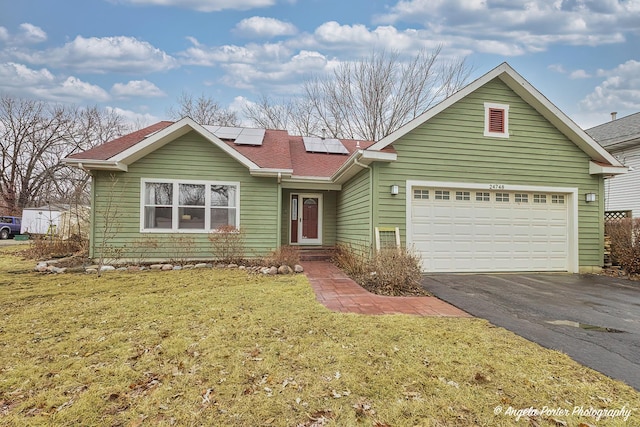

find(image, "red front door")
[302,197,319,239]
[291,194,322,245]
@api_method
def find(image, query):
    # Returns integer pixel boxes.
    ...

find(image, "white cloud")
[0,27,10,42]
[106,106,161,128]
[180,37,291,66]
[548,64,566,74]
[376,0,639,54]
[111,0,276,12]
[15,35,178,74]
[18,23,47,44]
[569,69,591,79]
[111,80,166,98]
[235,16,297,38]
[0,62,109,103]
[580,60,640,114]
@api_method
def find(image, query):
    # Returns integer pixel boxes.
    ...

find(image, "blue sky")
[1,0,639,129]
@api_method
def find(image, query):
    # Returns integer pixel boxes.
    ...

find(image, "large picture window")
[142,179,239,232]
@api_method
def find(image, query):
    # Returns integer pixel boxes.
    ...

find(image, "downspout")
[276,172,282,248]
[354,157,374,250]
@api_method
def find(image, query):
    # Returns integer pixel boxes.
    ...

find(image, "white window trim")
[140,178,240,233]
[484,102,509,138]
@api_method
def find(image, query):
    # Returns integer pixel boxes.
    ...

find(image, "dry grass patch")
[0,248,638,426]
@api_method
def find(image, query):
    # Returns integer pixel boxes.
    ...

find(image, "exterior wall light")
[390,185,399,195]
[585,193,596,202]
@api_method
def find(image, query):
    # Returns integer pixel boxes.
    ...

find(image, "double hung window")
[142,179,239,232]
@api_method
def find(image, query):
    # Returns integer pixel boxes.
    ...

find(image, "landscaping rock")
[150,264,164,270]
[162,264,174,271]
[128,266,142,272]
[117,267,128,271]
[100,265,116,272]
[86,268,97,274]
[268,266,278,275]
[278,265,292,275]
[194,263,209,269]
[294,264,304,273]
[173,265,182,270]
[35,262,48,272]
[239,265,246,270]
[227,263,238,269]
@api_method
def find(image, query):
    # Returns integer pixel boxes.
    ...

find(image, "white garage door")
[410,187,570,272]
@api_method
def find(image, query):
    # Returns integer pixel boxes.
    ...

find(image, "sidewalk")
[303,261,471,317]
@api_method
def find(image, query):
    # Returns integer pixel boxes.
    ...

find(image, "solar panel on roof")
[235,128,265,146]
[213,126,243,139]
[323,138,349,154]
[202,125,264,145]
[303,136,348,154]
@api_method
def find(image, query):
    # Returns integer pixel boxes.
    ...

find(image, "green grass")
[0,245,638,426]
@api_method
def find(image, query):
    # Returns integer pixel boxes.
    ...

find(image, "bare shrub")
[263,245,300,267]
[130,236,160,265]
[333,243,368,278]
[367,248,423,296]
[167,234,196,265]
[23,234,88,260]
[333,243,426,296]
[606,218,640,275]
[208,226,245,264]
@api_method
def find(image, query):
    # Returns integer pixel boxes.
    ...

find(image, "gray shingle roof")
[586,112,640,148]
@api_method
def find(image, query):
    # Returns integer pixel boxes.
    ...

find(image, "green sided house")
[64,63,626,273]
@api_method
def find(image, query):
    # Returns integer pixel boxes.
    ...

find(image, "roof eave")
[589,161,628,176]
[331,150,397,184]
[62,158,128,172]
[110,117,260,170]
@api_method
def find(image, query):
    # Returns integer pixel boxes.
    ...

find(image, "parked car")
[0,216,21,239]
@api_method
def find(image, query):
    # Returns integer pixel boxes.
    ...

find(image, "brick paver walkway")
[303,261,471,317]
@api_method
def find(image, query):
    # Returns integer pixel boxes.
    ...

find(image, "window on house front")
[456,191,470,201]
[476,192,490,202]
[552,194,565,204]
[484,102,509,138]
[515,193,528,203]
[142,179,239,232]
[533,194,547,204]
[496,192,510,202]
[435,190,450,200]
[414,189,429,199]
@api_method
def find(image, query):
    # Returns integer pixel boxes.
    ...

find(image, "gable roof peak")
[368,62,623,169]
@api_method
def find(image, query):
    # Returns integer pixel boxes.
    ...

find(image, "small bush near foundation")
[264,245,300,267]
[208,226,246,264]
[23,234,88,260]
[606,218,640,275]
[333,243,426,296]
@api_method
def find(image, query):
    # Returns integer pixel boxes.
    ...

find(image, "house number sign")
[489,184,505,190]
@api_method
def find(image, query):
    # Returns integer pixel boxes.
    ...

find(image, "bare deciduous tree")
[243,95,321,136]
[168,91,240,126]
[245,48,472,141]
[0,94,129,214]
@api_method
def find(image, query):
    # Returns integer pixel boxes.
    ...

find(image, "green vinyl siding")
[336,168,372,248]
[373,78,603,268]
[91,131,279,261]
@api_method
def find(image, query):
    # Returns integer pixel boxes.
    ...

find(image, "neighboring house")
[64,63,626,273]
[21,204,90,239]
[586,112,640,218]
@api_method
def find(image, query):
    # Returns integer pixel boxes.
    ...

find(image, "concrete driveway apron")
[421,273,640,391]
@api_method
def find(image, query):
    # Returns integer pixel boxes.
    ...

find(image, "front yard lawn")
[0,247,638,426]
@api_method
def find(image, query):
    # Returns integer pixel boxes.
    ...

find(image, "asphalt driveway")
[421,273,640,391]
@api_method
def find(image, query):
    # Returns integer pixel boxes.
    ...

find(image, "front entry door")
[292,194,322,245]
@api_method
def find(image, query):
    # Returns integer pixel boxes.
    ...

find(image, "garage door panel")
[410,186,570,272]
